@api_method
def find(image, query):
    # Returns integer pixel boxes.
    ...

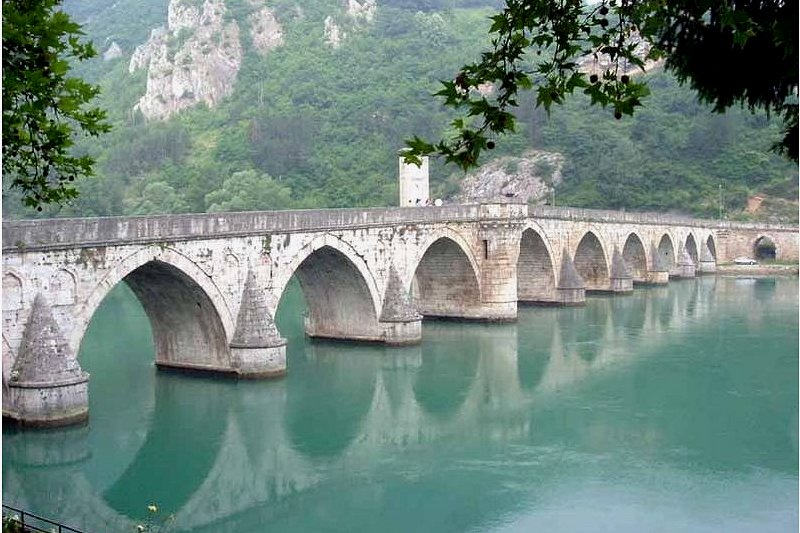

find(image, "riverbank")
[716,263,799,276]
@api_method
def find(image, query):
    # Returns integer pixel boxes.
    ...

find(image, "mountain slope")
[4,0,796,223]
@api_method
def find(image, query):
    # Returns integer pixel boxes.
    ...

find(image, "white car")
[734,257,758,265]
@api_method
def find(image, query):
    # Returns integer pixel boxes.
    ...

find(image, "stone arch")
[278,235,382,341]
[3,271,23,311]
[517,226,558,303]
[657,233,676,272]
[685,233,699,264]
[412,228,482,290]
[574,231,610,292]
[706,234,717,260]
[754,235,777,260]
[72,246,235,370]
[412,234,482,318]
[50,268,78,306]
[276,233,382,319]
[224,251,241,284]
[622,232,648,283]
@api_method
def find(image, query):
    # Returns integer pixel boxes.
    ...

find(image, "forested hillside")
[4,0,796,222]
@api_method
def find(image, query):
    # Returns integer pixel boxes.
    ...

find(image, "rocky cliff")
[577,32,662,77]
[129,0,283,120]
[324,0,377,48]
[454,150,564,205]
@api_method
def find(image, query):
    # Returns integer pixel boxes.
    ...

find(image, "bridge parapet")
[529,205,797,231]
[2,204,528,252]
[4,203,793,254]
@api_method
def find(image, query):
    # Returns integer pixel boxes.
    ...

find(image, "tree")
[205,169,294,212]
[2,0,110,210]
[124,181,190,215]
[404,0,798,169]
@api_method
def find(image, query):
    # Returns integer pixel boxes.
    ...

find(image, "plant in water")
[2,514,23,533]
[135,503,174,532]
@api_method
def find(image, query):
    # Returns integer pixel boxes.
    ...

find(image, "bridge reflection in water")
[2,276,797,532]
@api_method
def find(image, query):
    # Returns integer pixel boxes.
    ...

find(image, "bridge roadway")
[2,203,797,425]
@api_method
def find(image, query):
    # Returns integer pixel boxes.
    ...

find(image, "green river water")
[3,276,798,532]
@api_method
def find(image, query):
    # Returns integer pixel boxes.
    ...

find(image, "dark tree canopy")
[3,0,110,210]
[405,0,798,169]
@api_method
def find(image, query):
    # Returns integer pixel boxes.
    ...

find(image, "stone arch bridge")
[2,203,797,426]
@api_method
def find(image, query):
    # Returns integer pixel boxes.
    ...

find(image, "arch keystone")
[5,294,88,427]
[230,269,287,378]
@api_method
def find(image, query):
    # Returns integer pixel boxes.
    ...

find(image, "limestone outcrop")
[249,2,284,55]
[324,0,377,48]
[324,16,344,48]
[129,0,283,121]
[102,41,123,61]
[455,150,564,205]
[578,32,662,77]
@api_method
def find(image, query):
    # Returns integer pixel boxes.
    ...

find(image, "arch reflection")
[413,323,480,420]
[284,341,380,459]
[516,308,556,391]
[559,298,610,363]
[5,277,795,532]
[103,375,230,521]
[611,290,647,339]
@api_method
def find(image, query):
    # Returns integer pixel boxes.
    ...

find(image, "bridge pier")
[676,246,697,279]
[647,244,670,285]
[4,295,89,427]
[380,319,422,345]
[228,270,287,378]
[610,247,634,294]
[697,242,716,274]
[556,250,586,306]
[380,267,423,345]
[475,223,521,321]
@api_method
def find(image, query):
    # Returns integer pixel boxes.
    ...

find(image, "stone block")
[557,287,586,306]
[230,345,286,378]
[697,260,716,274]
[610,277,634,293]
[647,271,670,285]
[381,319,422,345]
[5,376,89,427]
